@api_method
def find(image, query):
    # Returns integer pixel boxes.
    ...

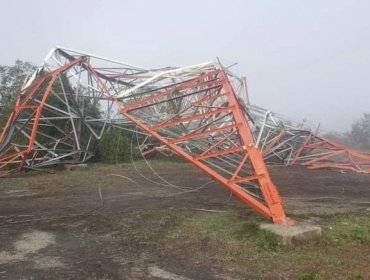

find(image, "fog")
[0,0,369,131]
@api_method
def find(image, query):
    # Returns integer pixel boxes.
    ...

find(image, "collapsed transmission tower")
[0,47,293,225]
[1,47,370,223]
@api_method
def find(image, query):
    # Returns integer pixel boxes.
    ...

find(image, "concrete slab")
[260,222,321,245]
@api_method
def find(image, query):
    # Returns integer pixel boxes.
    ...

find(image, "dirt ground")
[0,160,369,279]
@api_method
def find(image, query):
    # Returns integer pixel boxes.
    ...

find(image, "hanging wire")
[129,127,189,190]
[135,128,199,190]
[132,126,217,194]
[96,125,216,201]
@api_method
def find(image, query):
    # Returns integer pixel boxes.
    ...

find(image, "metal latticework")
[247,104,370,173]
[0,47,292,225]
[2,47,370,222]
[119,68,292,225]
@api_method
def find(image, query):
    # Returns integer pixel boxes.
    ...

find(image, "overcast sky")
[0,0,369,131]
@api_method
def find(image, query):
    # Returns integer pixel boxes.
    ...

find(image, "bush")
[98,129,130,164]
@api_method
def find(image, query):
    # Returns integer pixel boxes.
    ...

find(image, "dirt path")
[0,161,369,279]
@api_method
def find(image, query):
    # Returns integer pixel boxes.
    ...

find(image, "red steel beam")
[121,69,293,225]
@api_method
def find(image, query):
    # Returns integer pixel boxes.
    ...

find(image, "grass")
[144,213,182,246]
[0,159,193,196]
[298,272,321,280]
[2,161,370,279]
[181,212,280,250]
[158,210,370,279]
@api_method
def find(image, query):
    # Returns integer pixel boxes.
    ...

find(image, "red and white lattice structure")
[1,47,369,224]
[247,104,370,173]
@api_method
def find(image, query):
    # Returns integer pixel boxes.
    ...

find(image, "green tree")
[0,60,36,127]
[323,131,348,146]
[347,113,370,150]
[98,128,130,163]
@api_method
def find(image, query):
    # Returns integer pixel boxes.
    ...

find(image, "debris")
[248,105,370,173]
[98,185,104,207]
[192,208,229,213]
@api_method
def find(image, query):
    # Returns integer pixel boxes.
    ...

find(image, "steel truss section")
[0,47,293,225]
[262,130,370,173]
[119,69,292,225]
[0,49,144,176]
[247,104,370,173]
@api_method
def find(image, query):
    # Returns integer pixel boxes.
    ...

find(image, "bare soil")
[0,161,369,279]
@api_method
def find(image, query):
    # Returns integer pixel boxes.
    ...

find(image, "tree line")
[324,114,370,151]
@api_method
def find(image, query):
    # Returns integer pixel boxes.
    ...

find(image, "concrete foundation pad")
[260,222,321,245]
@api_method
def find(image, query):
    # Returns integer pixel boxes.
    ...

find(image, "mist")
[0,0,369,132]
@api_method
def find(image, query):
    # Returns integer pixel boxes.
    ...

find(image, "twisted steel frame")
[247,104,370,173]
[1,47,369,224]
[0,47,292,225]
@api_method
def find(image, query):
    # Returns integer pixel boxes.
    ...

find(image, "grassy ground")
[140,209,370,279]
[1,161,370,279]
